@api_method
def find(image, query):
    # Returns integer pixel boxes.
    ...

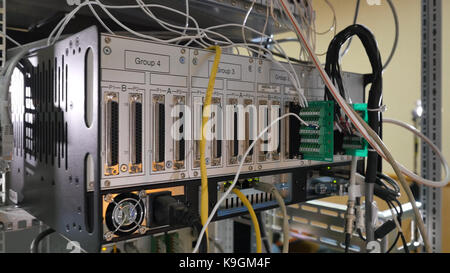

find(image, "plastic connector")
[374,220,396,240]
[150,191,198,228]
[373,184,399,202]
[149,191,206,253]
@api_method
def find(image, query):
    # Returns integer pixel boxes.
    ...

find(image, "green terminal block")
[298,101,334,162]
[343,103,368,157]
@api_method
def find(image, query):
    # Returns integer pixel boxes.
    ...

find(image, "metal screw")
[104,180,111,187]
[104,232,114,241]
[181,173,186,178]
[138,226,146,234]
[138,190,146,199]
[103,46,112,55]
[194,171,198,176]
[179,56,185,64]
[104,194,113,203]
[258,165,262,170]
[194,49,199,55]
[166,161,173,168]
[192,58,198,65]
[248,166,253,171]
[181,48,186,54]
[105,37,111,44]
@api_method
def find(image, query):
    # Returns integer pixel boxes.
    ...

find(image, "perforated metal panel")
[420,0,442,253]
[8,26,102,253]
[0,0,5,68]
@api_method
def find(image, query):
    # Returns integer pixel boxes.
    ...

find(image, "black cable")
[30,228,54,253]
[152,192,207,253]
[357,228,366,242]
[269,50,311,65]
[324,24,383,135]
[344,233,351,253]
[340,0,361,58]
[386,200,408,253]
[377,172,401,194]
[324,24,383,243]
[386,232,401,253]
[399,232,410,253]
[256,212,271,253]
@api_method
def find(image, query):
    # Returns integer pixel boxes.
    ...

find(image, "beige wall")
[276,0,449,252]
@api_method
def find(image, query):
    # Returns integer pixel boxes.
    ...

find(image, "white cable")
[3,0,308,116]
[276,0,432,252]
[258,2,270,57]
[206,23,307,106]
[48,1,205,46]
[135,0,189,37]
[38,1,308,106]
[384,118,450,188]
[178,0,190,44]
[276,0,447,188]
[242,0,256,56]
[192,113,308,253]
[87,2,114,34]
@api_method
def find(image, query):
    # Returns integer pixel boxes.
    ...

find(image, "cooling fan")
[104,192,146,239]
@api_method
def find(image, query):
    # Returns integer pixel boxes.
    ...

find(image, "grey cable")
[382,0,399,71]
[340,0,399,71]
[272,188,289,253]
[352,109,432,253]
[255,182,289,253]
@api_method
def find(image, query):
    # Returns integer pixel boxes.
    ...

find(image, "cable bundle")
[324,24,383,136]
[324,24,383,244]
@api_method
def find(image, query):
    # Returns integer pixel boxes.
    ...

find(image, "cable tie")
[367,105,387,113]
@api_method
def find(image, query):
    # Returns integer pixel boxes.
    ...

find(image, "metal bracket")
[272,200,422,253]
[420,0,442,253]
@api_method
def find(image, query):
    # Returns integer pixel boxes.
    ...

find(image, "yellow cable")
[200,45,222,252]
[232,188,262,253]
